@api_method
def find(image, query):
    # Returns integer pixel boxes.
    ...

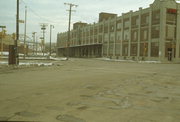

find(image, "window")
[110,36,114,42]
[124,21,130,28]
[140,43,148,56]
[123,44,128,56]
[135,18,139,26]
[151,26,160,38]
[144,30,148,40]
[151,42,159,57]
[117,23,121,29]
[131,44,137,56]
[117,32,122,42]
[134,31,137,40]
[104,34,109,43]
[124,30,129,41]
[152,10,160,25]
[166,26,175,39]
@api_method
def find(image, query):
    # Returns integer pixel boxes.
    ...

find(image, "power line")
[20,0,62,24]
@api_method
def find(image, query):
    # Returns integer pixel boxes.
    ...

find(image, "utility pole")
[0,26,6,60]
[64,3,78,60]
[49,25,54,57]
[23,6,27,59]
[15,0,19,65]
[40,23,48,56]
[36,35,38,56]
[32,32,36,55]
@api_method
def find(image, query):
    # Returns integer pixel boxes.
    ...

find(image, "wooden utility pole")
[40,23,48,56]
[32,32,37,55]
[24,6,27,59]
[49,25,54,57]
[15,0,19,65]
[64,3,78,60]
[0,26,6,60]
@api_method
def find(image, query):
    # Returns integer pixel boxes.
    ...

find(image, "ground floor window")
[140,43,148,57]
[103,44,107,56]
[165,42,176,58]
[115,43,121,56]
[130,43,137,56]
[122,44,128,56]
[151,42,159,57]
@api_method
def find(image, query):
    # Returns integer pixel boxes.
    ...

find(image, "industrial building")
[57,0,180,62]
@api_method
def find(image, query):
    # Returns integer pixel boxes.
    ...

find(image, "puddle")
[56,114,86,122]
[46,106,64,111]
[128,118,157,122]
[15,111,40,117]
[77,106,89,110]
[83,85,97,90]
[66,101,80,106]
[0,116,9,121]
[80,95,92,98]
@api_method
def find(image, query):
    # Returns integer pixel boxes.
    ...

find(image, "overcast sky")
[1,0,157,43]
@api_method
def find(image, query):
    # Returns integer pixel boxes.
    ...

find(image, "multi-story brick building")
[57,0,180,62]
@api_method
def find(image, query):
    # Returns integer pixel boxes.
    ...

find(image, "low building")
[57,0,180,62]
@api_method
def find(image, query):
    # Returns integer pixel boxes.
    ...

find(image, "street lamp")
[50,25,54,57]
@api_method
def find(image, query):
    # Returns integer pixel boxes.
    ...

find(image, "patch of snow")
[19,62,53,66]
[0,52,9,56]
[0,52,24,56]
[0,61,8,65]
[101,58,161,64]
[25,57,48,60]
[0,61,53,66]
[101,58,135,62]
[50,56,67,61]
[138,61,161,64]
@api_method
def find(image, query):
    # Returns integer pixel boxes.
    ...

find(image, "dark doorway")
[168,48,172,61]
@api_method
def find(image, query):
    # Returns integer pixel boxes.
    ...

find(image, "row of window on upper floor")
[59,8,177,40]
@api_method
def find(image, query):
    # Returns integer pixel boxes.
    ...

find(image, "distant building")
[57,0,180,62]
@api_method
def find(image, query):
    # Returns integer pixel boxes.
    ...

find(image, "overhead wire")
[20,0,62,24]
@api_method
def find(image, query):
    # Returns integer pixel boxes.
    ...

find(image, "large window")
[124,30,130,41]
[166,25,176,40]
[151,42,159,57]
[104,34,109,43]
[104,24,108,33]
[151,26,160,39]
[99,25,103,33]
[131,30,138,41]
[141,29,148,41]
[131,43,137,56]
[152,10,160,25]
[131,16,139,28]
[141,13,149,26]
[166,8,177,25]
[123,44,128,56]
[140,43,148,56]
[117,23,122,30]
[124,18,130,29]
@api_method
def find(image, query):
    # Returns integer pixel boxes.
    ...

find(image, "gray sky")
[0,0,156,43]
